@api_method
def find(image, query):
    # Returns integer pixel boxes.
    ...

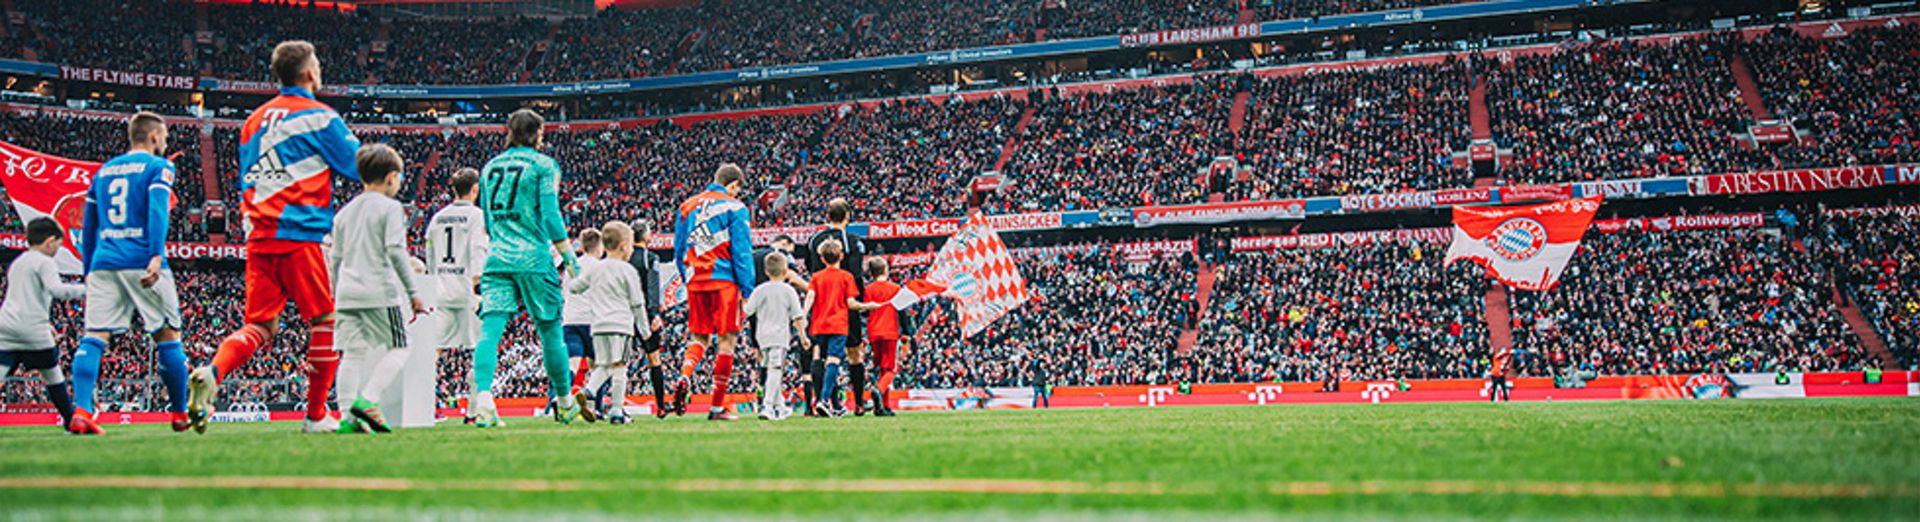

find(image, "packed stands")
[0,111,210,242]
[1004,79,1233,211]
[1824,209,1920,368]
[1233,61,1471,200]
[1196,240,1489,384]
[1741,26,1920,167]
[1509,227,1865,376]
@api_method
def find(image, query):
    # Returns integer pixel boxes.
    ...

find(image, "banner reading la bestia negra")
[0,140,99,273]
[1444,196,1602,291]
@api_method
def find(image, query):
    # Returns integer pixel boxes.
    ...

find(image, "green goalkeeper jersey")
[478,146,570,275]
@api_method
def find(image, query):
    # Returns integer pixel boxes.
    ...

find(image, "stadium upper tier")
[2,19,1913,233]
[1,0,1524,88]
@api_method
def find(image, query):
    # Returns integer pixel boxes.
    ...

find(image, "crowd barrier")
[5,372,1909,426]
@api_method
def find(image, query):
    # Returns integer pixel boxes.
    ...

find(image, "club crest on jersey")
[1486,217,1546,261]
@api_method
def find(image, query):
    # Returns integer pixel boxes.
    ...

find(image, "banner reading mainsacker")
[1444,196,1601,291]
[890,212,1029,337]
[0,140,99,273]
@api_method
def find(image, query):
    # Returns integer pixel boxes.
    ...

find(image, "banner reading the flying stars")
[1445,196,1602,291]
[0,140,100,273]
[890,213,1029,338]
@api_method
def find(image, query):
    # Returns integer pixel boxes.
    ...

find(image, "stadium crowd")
[1003,79,1232,211]
[0,111,210,242]
[1,0,1491,86]
[1741,26,1920,168]
[1824,209,1919,368]
[1196,240,1490,384]
[1232,60,1471,200]
[1509,227,1866,376]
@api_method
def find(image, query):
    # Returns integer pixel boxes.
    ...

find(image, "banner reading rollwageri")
[1444,196,1602,291]
[0,139,101,273]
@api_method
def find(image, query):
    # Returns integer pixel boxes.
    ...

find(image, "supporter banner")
[1133,199,1305,227]
[1887,164,1920,185]
[0,140,98,272]
[1432,187,1494,205]
[880,251,936,268]
[1749,123,1795,144]
[868,212,1065,240]
[197,78,352,97]
[1231,228,1449,252]
[1114,239,1194,261]
[1119,23,1261,48]
[1339,192,1441,213]
[1498,184,1570,202]
[1445,197,1602,291]
[1572,179,1646,199]
[1590,212,1764,234]
[1823,204,1920,219]
[1688,166,1883,195]
[60,66,196,90]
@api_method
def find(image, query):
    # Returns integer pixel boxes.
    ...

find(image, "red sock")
[680,342,706,381]
[878,370,897,408]
[211,325,269,381]
[708,353,734,411]
[571,358,590,394]
[305,321,338,421]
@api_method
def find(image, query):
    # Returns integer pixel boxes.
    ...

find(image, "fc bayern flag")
[889,211,1029,338]
[0,139,102,273]
[1444,196,1602,291]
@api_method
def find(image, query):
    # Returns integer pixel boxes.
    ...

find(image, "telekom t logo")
[1247,385,1283,405]
[1361,383,1394,404]
[1138,387,1174,407]
[1479,380,1497,398]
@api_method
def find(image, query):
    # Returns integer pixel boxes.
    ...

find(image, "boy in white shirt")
[566,221,649,424]
[327,144,426,433]
[744,251,807,421]
[0,218,84,431]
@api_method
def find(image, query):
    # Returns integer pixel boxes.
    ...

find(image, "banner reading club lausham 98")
[1444,196,1602,291]
[0,140,99,273]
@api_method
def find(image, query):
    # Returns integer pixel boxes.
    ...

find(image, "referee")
[627,220,670,417]
[802,199,869,414]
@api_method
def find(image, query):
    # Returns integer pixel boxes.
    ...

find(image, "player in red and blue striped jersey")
[671,163,755,420]
[187,40,362,434]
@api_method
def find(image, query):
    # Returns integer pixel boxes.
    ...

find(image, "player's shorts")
[591,333,630,366]
[480,271,562,323]
[337,307,408,350]
[564,324,594,359]
[85,268,183,333]
[0,349,58,371]
[811,335,847,359]
[686,286,742,336]
[245,244,334,324]
[436,307,480,349]
[847,312,866,348]
[870,339,899,372]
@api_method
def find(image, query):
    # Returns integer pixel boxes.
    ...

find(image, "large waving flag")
[889,212,1028,338]
[1445,196,1602,291]
[0,140,102,273]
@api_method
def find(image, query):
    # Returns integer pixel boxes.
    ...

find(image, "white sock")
[763,345,787,412]
[608,365,629,416]
[360,346,412,405]
[585,365,610,395]
[337,346,368,409]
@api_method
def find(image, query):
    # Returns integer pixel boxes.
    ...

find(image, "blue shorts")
[811,335,847,359]
[563,325,593,359]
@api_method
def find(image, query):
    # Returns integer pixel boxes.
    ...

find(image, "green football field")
[1,398,1916,521]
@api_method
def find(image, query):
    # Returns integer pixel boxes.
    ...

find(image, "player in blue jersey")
[72,111,191,435]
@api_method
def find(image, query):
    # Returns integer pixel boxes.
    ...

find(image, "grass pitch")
[1,398,1916,520]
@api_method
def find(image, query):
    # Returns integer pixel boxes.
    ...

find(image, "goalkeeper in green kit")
[467,109,582,427]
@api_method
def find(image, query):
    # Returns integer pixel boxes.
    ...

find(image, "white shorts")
[84,269,182,333]
[339,307,408,351]
[592,334,630,366]
[436,307,480,349]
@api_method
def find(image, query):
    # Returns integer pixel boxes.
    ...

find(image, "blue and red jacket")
[673,183,755,300]
[237,86,360,248]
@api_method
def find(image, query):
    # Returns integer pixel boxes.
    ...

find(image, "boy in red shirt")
[861,258,903,417]
[804,239,882,417]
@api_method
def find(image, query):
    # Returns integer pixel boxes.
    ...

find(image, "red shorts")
[869,339,899,372]
[686,286,742,336]
[244,242,334,324]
